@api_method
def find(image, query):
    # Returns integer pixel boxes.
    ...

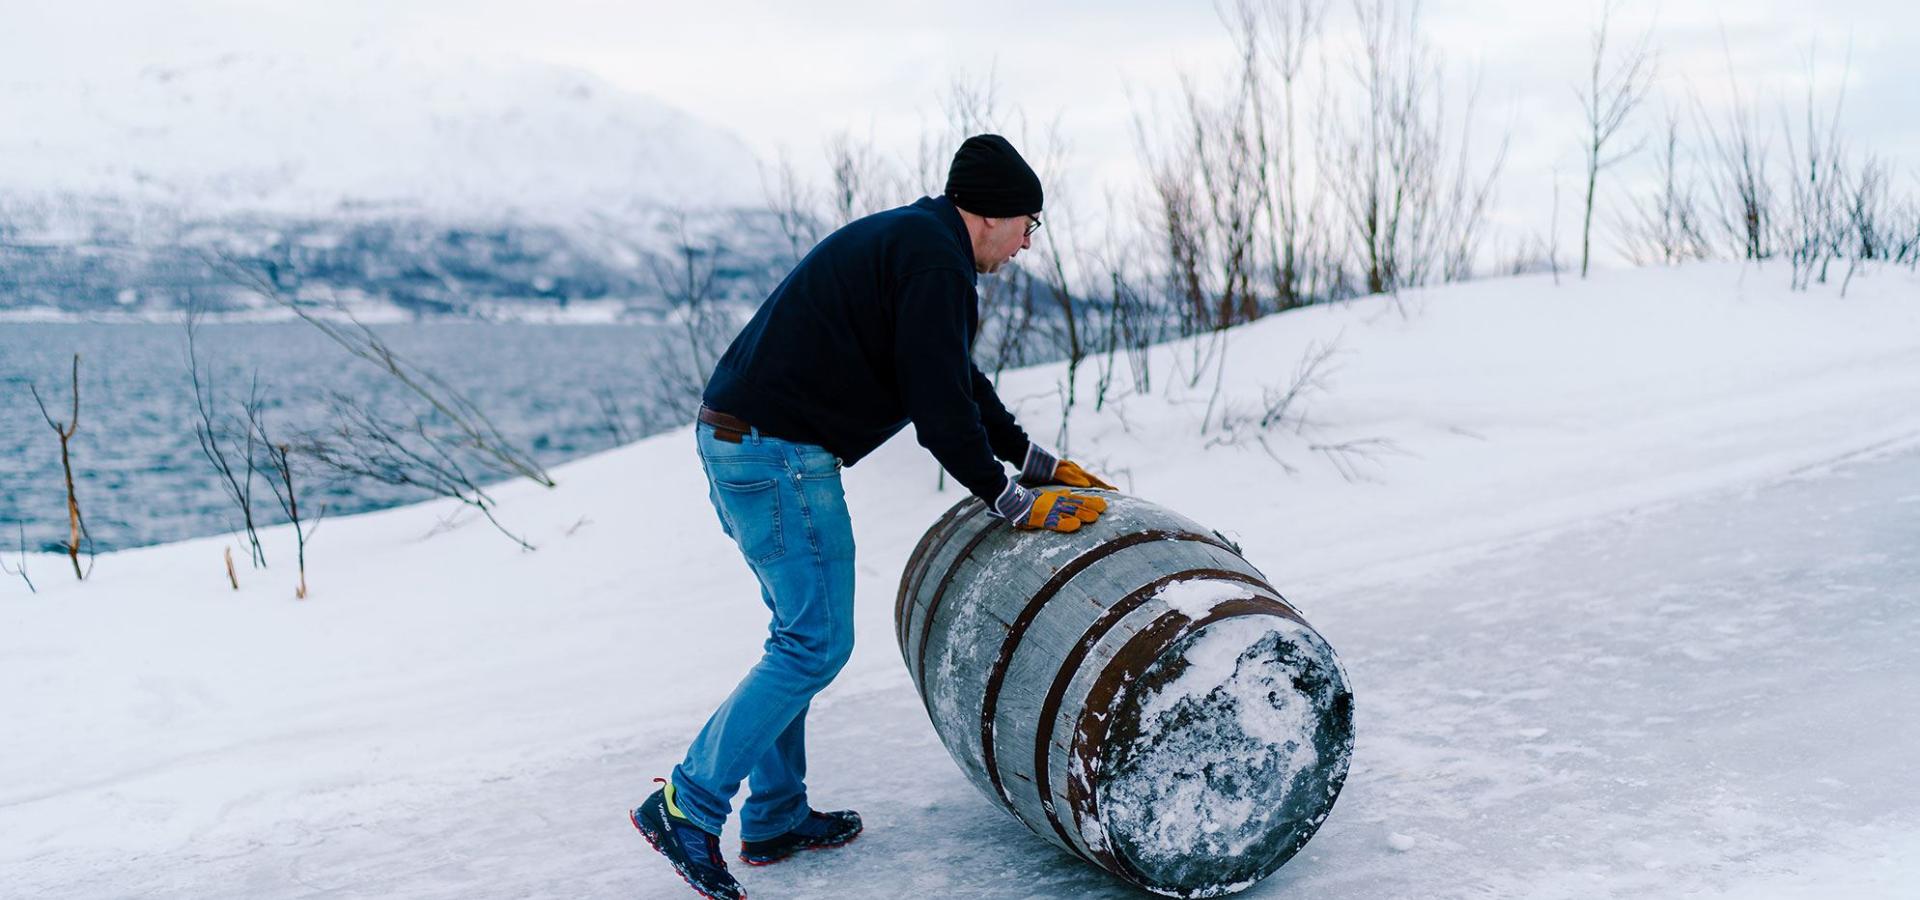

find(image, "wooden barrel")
[896,491,1354,898]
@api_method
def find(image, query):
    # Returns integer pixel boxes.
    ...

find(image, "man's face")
[974,214,1037,274]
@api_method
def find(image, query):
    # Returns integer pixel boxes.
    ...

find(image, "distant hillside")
[0,35,789,319]
[0,199,794,321]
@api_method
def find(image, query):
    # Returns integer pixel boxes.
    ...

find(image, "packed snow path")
[12,444,1915,898]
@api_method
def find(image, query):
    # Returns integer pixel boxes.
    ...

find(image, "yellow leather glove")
[1053,459,1117,491]
[1016,489,1108,533]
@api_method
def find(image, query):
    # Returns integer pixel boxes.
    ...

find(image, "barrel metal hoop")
[896,499,981,654]
[978,530,1237,808]
[910,504,1011,695]
[1030,567,1284,869]
[1067,596,1308,887]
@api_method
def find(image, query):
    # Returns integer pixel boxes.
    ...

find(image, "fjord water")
[2,321,671,552]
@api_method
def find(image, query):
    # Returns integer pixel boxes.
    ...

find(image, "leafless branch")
[29,353,93,581]
[185,306,268,567]
[1,523,34,593]
[1577,0,1658,278]
[205,252,556,489]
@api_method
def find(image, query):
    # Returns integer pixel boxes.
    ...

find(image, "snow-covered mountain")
[0,24,782,318]
[0,42,764,218]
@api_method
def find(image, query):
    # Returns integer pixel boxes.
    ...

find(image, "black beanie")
[944,134,1044,217]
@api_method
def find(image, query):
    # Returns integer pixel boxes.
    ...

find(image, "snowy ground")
[4,262,1918,898]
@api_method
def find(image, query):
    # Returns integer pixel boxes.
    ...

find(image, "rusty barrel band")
[976,530,1238,808]
[901,502,993,692]
[910,505,1016,693]
[896,498,979,652]
[1067,597,1310,887]
[1029,568,1283,868]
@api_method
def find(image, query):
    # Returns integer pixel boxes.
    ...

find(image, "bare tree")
[761,148,827,267]
[1576,0,1657,278]
[1328,0,1429,297]
[1089,205,1162,412]
[1324,0,1499,296]
[636,211,739,427]
[185,307,268,567]
[824,130,901,227]
[1249,0,1327,309]
[29,353,93,580]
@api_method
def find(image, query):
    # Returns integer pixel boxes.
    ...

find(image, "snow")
[1152,577,1252,621]
[1097,616,1343,897]
[3,262,1920,897]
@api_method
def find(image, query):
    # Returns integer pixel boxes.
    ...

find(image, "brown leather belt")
[697,405,757,443]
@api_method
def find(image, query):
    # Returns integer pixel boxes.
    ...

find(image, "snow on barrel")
[896,491,1354,897]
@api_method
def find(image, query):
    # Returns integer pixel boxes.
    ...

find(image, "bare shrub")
[301,391,531,551]
[185,307,268,567]
[761,149,827,267]
[210,254,556,489]
[1205,337,1400,479]
[1322,0,1505,296]
[29,353,93,580]
[1620,110,1712,265]
[635,211,739,427]
[1698,48,1776,261]
[1778,49,1851,290]
[1248,0,1329,309]
[248,409,321,598]
[2,524,33,594]
[1576,0,1657,278]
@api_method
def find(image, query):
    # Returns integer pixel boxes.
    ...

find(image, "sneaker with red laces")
[631,779,745,900]
[738,809,863,866]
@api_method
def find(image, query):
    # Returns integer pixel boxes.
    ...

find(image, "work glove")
[1053,459,1117,491]
[993,482,1108,533]
[1019,444,1117,492]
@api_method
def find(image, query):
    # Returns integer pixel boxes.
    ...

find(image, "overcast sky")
[11,0,1920,255]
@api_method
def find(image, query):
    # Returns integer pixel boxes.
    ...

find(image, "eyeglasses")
[1023,215,1043,237]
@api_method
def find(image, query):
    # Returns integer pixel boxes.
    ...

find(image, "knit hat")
[944,134,1044,217]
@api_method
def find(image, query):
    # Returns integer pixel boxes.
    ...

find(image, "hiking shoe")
[738,809,864,866]
[632,779,745,900]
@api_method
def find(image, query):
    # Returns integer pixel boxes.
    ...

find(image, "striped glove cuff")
[1019,442,1060,486]
[990,478,1035,522]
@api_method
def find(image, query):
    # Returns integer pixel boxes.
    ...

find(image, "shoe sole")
[737,826,864,867]
[632,806,747,900]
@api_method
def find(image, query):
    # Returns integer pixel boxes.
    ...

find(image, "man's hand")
[1020,444,1117,492]
[1053,459,1117,492]
[1012,488,1108,533]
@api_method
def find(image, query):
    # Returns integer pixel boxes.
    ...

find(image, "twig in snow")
[2,523,34,594]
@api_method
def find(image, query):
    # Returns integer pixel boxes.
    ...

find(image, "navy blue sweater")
[702,196,1032,503]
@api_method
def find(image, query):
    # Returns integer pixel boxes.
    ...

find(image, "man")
[631,134,1116,900]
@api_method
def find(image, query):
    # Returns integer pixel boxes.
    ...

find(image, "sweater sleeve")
[970,364,1033,465]
[893,269,1013,504]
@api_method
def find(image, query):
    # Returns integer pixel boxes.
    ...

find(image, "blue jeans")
[671,422,857,841]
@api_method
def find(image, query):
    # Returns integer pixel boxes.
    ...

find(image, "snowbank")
[3,262,1917,897]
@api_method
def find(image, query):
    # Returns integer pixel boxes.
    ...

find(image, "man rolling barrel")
[632,134,1117,899]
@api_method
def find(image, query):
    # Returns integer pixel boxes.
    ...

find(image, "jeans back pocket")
[712,476,785,565]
